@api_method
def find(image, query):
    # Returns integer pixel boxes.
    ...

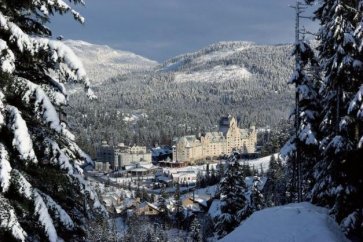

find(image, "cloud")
[50,0,318,61]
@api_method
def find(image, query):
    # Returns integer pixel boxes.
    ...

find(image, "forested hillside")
[68,41,295,156]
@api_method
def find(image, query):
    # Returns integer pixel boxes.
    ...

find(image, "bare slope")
[65,40,158,85]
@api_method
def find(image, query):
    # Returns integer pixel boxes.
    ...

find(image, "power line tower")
[289,1,310,203]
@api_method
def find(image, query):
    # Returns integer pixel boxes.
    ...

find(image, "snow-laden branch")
[6,106,38,164]
[298,124,318,145]
[12,77,75,140]
[43,138,74,173]
[348,85,363,118]
[40,191,75,230]
[11,170,32,199]
[32,0,85,24]
[0,143,11,193]
[0,11,96,99]
[280,137,297,158]
[0,39,15,73]
[33,189,59,242]
[0,91,4,128]
[0,195,27,242]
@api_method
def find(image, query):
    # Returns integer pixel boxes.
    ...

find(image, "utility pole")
[290,1,307,203]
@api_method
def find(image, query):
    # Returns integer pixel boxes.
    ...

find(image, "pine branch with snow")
[0,1,104,241]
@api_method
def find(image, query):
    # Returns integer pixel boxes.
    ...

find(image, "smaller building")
[138,202,161,216]
[96,141,115,168]
[95,142,152,171]
[115,143,152,169]
[171,171,197,185]
[94,161,110,172]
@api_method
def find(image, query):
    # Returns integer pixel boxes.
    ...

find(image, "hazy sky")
[51,0,317,61]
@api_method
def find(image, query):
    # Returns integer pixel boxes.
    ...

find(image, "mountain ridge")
[65,40,158,85]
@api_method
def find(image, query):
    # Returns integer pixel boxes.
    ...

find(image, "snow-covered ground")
[241,154,279,173]
[122,112,148,124]
[220,202,349,242]
[174,65,251,83]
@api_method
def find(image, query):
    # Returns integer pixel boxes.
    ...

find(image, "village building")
[137,202,161,216]
[182,194,212,213]
[172,116,257,163]
[94,160,110,172]
[171,171,197,185]
[96,142,152,170]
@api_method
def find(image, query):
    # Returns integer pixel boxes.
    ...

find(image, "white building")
[95,142,152,170]
[114,144,152,169]
[171,171,197,185]
[95,161,110,172]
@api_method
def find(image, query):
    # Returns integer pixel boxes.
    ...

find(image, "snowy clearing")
[220,202,349,242]
[174,65,251,83]
[241,154,279,173]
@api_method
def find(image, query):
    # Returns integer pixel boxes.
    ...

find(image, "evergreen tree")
[250,176,265,211]
[0,1,102,241]
[281,38,321,202]
[209,166,218,185]
[264,155,287,206]
[215,154,249,238]
[157,186,169,225]
[206,163,210,181]
[173,183,184,228]
[217,161,225,180]
[300,0,363,239]
[189,216,202,242]
[196,171,206,188]
[241,162,253,177]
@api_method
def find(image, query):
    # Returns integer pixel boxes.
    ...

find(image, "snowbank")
[220,202,349,242]
[241,154,279,173]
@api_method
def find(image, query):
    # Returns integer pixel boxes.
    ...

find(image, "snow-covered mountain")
[65,40,158,85]
[159,41,255,72]
[158,41,292,85]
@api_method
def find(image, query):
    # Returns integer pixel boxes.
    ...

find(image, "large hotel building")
[172,116,257,163]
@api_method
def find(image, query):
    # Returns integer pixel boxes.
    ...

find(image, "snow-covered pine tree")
[189,216,202,242]
[215,153,249,238]
[0,1,103,241]
[305,0,363,239]
[173,183,184,228]
[264,155,286,206]
[157,186,169,225]
[281,38,321,202]
[250,176,265,211]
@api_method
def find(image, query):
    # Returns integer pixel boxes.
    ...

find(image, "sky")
[51,0,318,62]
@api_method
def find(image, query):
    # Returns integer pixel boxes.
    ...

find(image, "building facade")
[115,143,152,169]
[96,142,152,170]
[172,116,257,163]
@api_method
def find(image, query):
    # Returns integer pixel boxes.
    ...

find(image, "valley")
[66,40,295,156]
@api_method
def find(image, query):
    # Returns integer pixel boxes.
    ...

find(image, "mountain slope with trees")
[68,41,296,156]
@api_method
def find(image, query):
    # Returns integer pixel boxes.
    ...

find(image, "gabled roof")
[146,202,160,212]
